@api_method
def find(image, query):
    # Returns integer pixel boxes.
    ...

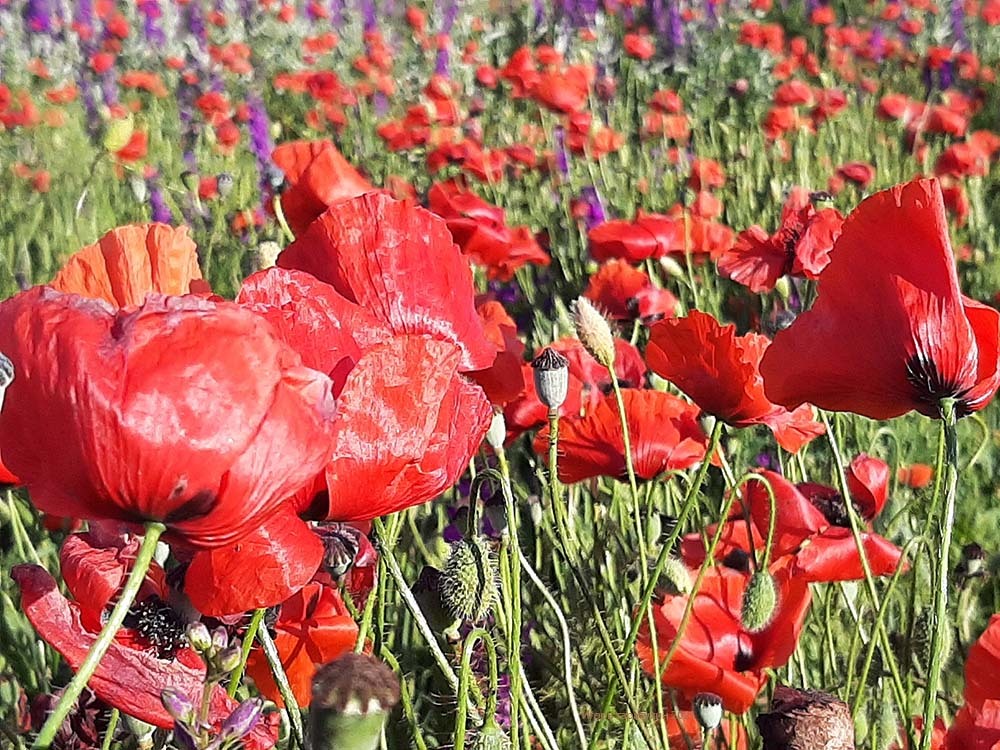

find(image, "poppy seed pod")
[693,692,724,731]
[474,719,513,750]
[310,653,400,750]
[741,570,778,633]
[756,686,854,750]
[531,347,570,410]
[571,297,616,370]
[440,537,497,623]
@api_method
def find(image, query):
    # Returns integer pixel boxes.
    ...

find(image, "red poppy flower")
[271,139,373,236]
[533,389,707,483]
[50,223,210,307]
[235,268,493,523]
[681,469,902,582]
[584,260,678,324]
[551,336,647,407]
[278,192,498,373]
[245,582,357,708]
[467,300,526,406]
[718,200,843,292]
[0,290,336,616]
[623,33,655,60]
[945,616,1000,749]
[760,178,1000,420]
[588,213,680,263]
[426,180,550,280]
[12,553,277,747]
[647,310,824,452]
[636,561,811,713]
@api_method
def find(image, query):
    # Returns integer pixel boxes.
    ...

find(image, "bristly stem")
[257,621,304,749]
[919,398,959,750]
[33,522,166,750]
[495,446,524,748]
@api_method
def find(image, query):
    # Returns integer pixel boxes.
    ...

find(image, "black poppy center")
[905,353,969,414]
[802,487,851,528]
[126,597,188,658]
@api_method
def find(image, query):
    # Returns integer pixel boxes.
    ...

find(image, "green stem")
[919,400,959,750]
[380,648,429,750]
[100,709,119,750]
[495,447,524,749]
[33,522,166,750]
[257,622,304,750]
[228,608,265,698]
[454,629,499,750]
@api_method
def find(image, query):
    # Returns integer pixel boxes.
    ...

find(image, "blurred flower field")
[2,0,1000,748]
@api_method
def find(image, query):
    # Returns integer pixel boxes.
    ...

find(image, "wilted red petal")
[278,193,497,372]
[12,564,206,729]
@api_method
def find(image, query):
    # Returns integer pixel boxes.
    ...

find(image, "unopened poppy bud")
[221,698,264,741]
[161,688,195,723]
[693,692,723,731]
[102,114,134,153]
[486,412,506,451]
[474,718,512,750]
[310,653,400,750]
[217,172,235,197]
[531,348,569,410]
[741,570,778,633]
[571,297,616,369]
[661,555,692,596]
[185,622,211,652]
[658,255,686,280]
[439,536,497,623]
[128,174,148,203]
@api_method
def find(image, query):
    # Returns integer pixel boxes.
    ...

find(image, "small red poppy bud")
[693,692,724,731]
[531,347,570,410]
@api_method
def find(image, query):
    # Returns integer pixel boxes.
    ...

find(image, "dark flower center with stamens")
[802,486,851,528]
[905,353,969,414]
[734,646,755,672]
[722,548,752,573]
[126,597,187,658]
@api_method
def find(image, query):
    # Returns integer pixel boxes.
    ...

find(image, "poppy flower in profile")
[551,336,647,406]
[245,582,357,708]
[647,310,824,452]
[533,389,707,483]
[12,542,277,747]
[50,223,210,307]
[278,192,498,373]
[681,468,902,582]
[718,198,843,293]
[760,178,1000,420]
[467,300,526,406]
[271,139,374,236]
[584,259,678,324]
[588,213,680,263]
[0,290,337,615]
[945,615,1000,750]
[636,561,811,713]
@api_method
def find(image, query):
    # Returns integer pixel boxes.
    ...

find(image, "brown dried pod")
[756,686,855,750]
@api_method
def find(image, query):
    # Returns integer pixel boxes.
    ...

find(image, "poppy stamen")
[127,597,188,658]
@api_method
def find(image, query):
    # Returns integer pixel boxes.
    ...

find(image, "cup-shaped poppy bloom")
[945,616,1000,749]
[0,289,336,555]
[277,192,498,373]
[245,582,357,708]
[533,389,708,483]
[718,200,843,293]
[588,213,680,263]
[647,310,824,452]
[272,139,374,236]
[584,259,678,324]
[12,545,277,747]
[50,223,211,307]
[636,561,811,713]
[234,268,494,524]
[681,469,902,582]
[761,178,1000,420]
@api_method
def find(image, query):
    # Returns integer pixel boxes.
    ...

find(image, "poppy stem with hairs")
[257,617,305,749]
[228,608,266,698]
[919,398,959,750]
[546,408,576,554]
[494,445,524,748]
[454,629,498,750]
[32,521,166,750]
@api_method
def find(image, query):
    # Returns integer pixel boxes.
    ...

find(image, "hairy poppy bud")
[103,114,134,153]
[661,555,693,596]
[571,297,616,370]
[531,348,569,410]
[474,718,512,750]
[693,692,723,731]
[310,653,400,750]
[439,537,497,623]
[658,255,686,280]
[485,412,506,451]
[741,570,778,633]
